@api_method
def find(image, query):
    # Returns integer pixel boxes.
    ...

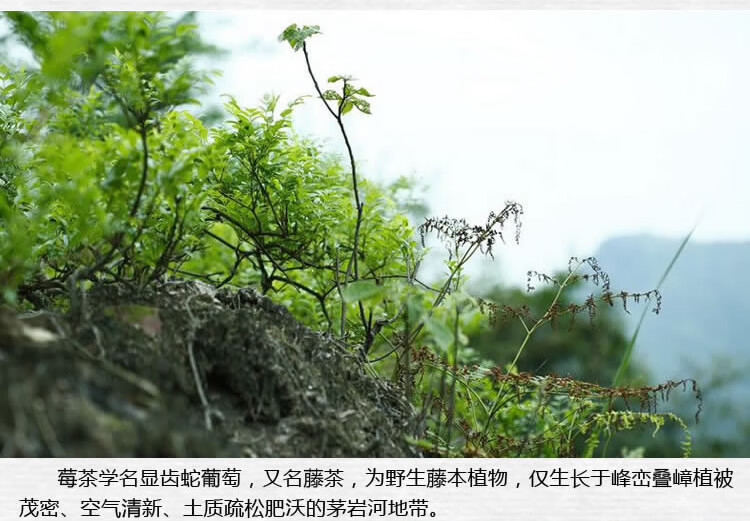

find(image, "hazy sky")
[198,11,750,285]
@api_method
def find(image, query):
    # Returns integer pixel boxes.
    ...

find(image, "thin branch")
[302,41,366,341]
[130,123,150,218]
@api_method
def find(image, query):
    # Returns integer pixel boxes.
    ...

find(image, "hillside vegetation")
[0,12,701,457]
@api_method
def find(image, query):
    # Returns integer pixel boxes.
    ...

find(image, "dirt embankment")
[0,280,414,457]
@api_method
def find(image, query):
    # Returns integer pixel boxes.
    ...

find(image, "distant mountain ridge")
[594,235,750,383]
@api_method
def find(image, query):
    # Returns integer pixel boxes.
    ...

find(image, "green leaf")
[352,98,371,114]
[341,280,387,303]
[175,23,197,37]
[406,294,427,325]
[278,24,321,51]
[322,90,341,101]
[425,315,454,352]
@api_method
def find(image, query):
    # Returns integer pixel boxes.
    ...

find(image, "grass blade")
[612,225,696,387]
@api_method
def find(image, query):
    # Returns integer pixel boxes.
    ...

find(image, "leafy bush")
[1,12,219,306]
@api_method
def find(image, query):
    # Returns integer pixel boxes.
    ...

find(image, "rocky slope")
[0,280,413,457]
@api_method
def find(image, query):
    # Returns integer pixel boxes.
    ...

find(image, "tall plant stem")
[302,41,365,338]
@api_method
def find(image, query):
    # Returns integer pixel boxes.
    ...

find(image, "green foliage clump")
[0,13,701,457]
[1,12,220,304]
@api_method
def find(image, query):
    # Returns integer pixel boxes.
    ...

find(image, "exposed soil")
[0,280,414,457]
